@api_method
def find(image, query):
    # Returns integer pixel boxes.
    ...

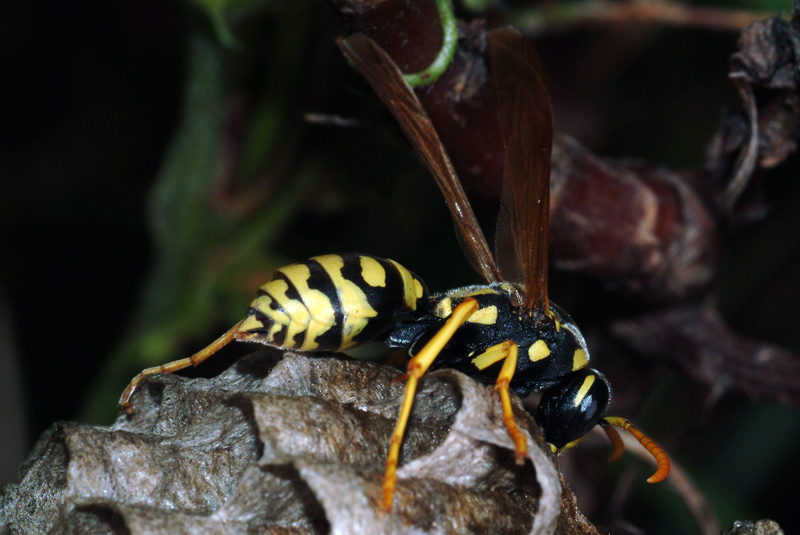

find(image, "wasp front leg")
[382,297,479,511]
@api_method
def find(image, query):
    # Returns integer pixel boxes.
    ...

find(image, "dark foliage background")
[1,0,798,533]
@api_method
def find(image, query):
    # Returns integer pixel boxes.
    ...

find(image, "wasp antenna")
[602,416,671,483]
[600,424,626,463]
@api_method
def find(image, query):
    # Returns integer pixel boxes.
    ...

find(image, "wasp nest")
[1,351,601,535]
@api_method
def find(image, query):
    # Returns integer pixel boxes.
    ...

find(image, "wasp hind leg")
[382,297,479,511]
[119,320,244,412]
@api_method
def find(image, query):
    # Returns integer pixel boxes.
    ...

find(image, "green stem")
[403,0,458,87]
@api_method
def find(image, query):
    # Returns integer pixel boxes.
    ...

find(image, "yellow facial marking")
[471,343,509,370]
[387,259,421,312]
[360,256,386,287]
[572,349,588,371]
[466,305,498,325]
[553,436,585,453]
[574,375,596,407]
[528,340,551,362]
[433,297,453,318]
[313,255,378,350]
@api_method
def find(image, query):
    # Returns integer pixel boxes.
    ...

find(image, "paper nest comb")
[1,351,601,535]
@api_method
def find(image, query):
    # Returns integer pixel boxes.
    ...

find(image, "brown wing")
[338,33,502,285]
[487,28,553,314]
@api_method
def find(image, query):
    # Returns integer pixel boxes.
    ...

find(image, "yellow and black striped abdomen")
[235,254,427,352]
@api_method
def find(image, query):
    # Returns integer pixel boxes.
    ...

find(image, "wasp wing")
[338,33,502,285]
[487,28,553,314]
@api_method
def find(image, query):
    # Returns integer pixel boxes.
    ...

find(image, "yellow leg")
[381,298,479,511]
[492,341,528,464]
[119,320,243,411]
[601,416,671,483]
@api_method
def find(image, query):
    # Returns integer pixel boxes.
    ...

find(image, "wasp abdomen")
[235,254,427,352]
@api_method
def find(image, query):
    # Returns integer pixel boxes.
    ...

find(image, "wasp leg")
[491,341,528,464]
[601,416,671,483]
[382,297,479,512]
[119,320,243,412]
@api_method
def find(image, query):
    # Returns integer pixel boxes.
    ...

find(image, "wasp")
[121,27,670,511]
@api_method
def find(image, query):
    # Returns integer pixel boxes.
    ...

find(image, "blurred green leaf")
[78,10,312,421]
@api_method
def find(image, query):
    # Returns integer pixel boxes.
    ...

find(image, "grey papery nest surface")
[0,351,601,535]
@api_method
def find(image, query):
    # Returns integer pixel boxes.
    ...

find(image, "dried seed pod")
[332,3,722,303]
[550,134,720,302]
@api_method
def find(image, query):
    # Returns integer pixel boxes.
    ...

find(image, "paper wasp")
[120,27,669,511]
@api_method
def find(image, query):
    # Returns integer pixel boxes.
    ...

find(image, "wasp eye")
[535,369,611,451]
